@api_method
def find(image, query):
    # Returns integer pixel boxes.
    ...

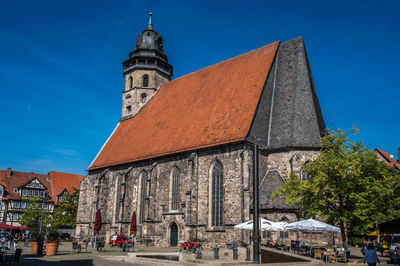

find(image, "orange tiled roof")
[49,171,85,204]
[0,169,85,203]
[89,41,280,170]
[0,169,52,200]
[375,148,400,170]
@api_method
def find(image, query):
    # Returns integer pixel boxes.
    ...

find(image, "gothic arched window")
[140,93,147,103]
[211,161,224,227]
[139,171,148,223]
[142,75,148,87]
[171,167,180,211]
[129,76,133,89]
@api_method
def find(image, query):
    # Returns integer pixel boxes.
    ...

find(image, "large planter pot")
[46,242,59,256]
[31,241,38,254]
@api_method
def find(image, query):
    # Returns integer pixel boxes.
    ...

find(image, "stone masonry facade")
[76,144,320,246]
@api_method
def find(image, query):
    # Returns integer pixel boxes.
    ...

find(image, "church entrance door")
[170,222,178,246]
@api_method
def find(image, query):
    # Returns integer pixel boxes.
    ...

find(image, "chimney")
[6,168,11,178]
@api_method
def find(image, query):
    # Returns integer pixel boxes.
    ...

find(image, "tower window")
[129,76,133,89]
[141,93,147,103]
[142,75,149,87]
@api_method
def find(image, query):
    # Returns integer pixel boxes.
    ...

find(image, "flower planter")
[46,242,59,256]
[31,241,38,254]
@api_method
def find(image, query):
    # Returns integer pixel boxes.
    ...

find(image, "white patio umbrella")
[234,218,275,231]
[283,218,340,233]
[283,218,340,255]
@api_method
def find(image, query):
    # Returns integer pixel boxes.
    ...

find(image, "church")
[76,13,326,246]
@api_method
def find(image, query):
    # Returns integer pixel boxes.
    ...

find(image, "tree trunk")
[339,219,347,248]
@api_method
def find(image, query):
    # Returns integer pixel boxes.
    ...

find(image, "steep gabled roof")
[89,41,280,170]
[375,148,400,170]
[0,169,52,200]
[48,171,85,204]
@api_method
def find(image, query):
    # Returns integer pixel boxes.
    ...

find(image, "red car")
[109,235,133,247]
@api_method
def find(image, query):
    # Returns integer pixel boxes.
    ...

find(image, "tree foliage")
[273,128,400,247]
[52,187,80,228]
[18,196,52,240]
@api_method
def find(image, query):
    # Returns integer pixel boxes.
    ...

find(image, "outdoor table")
[321,249,332,262]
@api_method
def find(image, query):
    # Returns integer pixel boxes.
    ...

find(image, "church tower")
[121,11,173,120]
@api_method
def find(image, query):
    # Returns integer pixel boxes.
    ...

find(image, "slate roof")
[375,148,400,170]
[0,168,85,203]
[89,41,280,170]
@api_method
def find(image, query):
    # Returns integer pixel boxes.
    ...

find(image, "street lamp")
[37,191,49,255]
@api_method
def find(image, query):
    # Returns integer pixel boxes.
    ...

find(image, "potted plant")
[45,227,60,256]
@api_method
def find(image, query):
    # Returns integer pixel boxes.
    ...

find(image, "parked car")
[388,234,400,263]
[109,235,133,247]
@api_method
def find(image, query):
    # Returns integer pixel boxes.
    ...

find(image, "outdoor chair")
[313,249,322,260]
[72,241,81,253]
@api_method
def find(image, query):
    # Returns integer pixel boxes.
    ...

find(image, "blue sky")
[0,0,399,175]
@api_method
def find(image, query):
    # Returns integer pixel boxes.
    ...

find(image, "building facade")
[76,16,326,246]
[0,168,84,226]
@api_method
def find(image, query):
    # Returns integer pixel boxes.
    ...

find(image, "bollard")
[232,244,238,260]
[195,247,202,259]
[213,246,219,259]
[246,246,251,261]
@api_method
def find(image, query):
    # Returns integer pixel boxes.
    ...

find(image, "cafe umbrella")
[284,218,340,255]
[93,209,102,251]
[130,211,137,246]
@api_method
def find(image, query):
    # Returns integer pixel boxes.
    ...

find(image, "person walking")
[364,242,380,266]
[13,234,20,250]
[7,233,12,250]
[0,235,5,250]
[394,244,400,266]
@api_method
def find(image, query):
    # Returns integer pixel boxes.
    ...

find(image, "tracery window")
[142,75,148,87]
[211,161,224,227]
[139,171,147,223]
[171,167,180,211]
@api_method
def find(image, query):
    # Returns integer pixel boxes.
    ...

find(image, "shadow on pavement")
[19,255,95,266]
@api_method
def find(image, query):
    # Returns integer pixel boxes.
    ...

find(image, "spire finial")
[148,8,152,25]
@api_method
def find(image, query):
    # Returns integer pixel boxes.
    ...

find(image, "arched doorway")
[170,222,178,246]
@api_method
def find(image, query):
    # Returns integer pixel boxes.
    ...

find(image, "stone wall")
[76,144,321,246]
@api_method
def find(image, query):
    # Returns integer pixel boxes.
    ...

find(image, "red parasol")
[0,223,20,230]
[130,212,137,236]
[94,209,102,235]
[21,225,30,230]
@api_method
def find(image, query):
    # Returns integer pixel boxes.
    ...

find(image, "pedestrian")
[364,242,380,266]
[394,244,400,266]
[13,234,20,250]
[7,233,12,250]
[0,235,5,250]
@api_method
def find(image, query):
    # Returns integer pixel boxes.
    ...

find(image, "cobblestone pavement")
[3,241,394,266]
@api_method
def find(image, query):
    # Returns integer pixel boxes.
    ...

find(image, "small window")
[141,93,147,103]
[129,76,133,89]
[21,202,26,209]
[301,162,311,180]
[34,190,39,196]
[22,190,27,196]
[142,75,149,87]
[15,201,20,208]
[126,106,132,112]
[13,188,18,194]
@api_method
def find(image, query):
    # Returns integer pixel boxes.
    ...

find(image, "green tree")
[52,187,80,228]
[273,128,400,247]
[19,196,52,240]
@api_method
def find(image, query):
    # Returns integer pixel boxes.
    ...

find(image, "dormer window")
[142,75,148,87]
[141,93,147,103]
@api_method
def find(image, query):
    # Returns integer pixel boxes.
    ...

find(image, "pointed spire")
[148,9,152,25]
